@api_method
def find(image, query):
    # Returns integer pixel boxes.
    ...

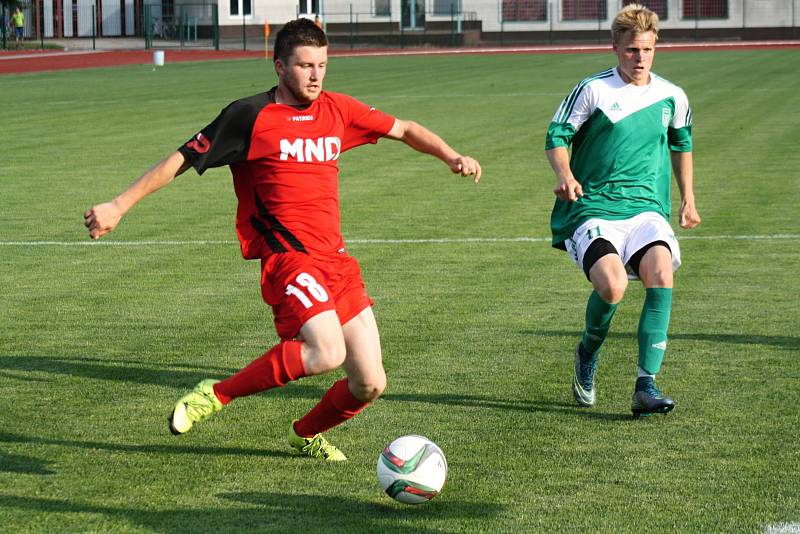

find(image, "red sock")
[293,378,368,437]
[213,341,306,404]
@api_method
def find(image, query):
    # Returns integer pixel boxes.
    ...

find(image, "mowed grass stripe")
[1,49,798,532]
[1,233,799,246]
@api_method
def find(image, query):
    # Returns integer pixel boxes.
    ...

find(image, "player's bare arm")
[386,118,481,183]
[84,151,190,240]
[670,151,701,229]
[546,146,583,201]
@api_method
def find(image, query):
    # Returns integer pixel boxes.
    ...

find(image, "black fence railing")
[3,0,799,52]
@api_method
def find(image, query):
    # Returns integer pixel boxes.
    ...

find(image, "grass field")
[2,49,799,532]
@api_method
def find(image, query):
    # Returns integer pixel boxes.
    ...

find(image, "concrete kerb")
[39,37,267,51]
[47,38,151,51]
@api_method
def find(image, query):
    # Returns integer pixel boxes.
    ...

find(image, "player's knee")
[305,339,347,374]
[350,371,386,403]
[598,277,627,304]
[638,249,674,287]
[642,265,673,287]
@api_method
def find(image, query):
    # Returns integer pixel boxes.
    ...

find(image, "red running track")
[1,41,799,75]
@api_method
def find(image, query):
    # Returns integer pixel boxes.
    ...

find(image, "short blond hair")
[612,4,659,44]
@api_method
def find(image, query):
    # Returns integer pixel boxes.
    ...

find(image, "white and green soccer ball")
[376,435,447,504]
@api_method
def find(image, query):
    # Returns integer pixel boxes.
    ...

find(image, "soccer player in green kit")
[545,4,701,416]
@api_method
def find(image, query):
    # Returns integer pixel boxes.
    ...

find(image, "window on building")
[561,0,607,21]
[622,0,667,20]
[375,0,391,16]
[502,0,547,22]
[434,0,460,16]
[230,0,251,16]
[298,0,319,15]
[682,0,727,18]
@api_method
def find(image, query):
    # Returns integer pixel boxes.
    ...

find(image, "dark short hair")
[273,18,327,64]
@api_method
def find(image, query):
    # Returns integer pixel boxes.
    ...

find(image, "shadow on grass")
[0,492,502,532]
[670,332,799,350]
[522,330,800,350]
[0,355,630,420]
[220,491,503,529]
[0,432,293,459]
[0,369,51,382]
[382,392,631,421]
[0,452,55,475]
[0,354,238,387]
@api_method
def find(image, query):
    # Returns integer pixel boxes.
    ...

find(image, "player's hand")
[84,201,123,240]
[679,198,701,229]
[554,176,583,202]
[450,156,481,183]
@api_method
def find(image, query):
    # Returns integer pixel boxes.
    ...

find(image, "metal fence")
[2,1,36,47]
[496,0,779,23]
[317,5,474,49]
[1,0,219,49]
[321,0,798,47]
[2,0,799,51]
[144,2,219,48]
[494,0,799,45]
[496,0,797,24]
[211,1,475,51]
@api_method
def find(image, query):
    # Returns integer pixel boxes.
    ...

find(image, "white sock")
[637,367,655,380]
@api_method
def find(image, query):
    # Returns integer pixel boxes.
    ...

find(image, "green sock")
[638,287,673,374]
[582,290,618,356]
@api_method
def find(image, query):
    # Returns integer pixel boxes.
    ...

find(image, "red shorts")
[260,251,373,340]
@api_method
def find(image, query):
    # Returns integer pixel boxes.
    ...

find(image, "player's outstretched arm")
[84,151,190,240]
[670,151,701,229]
[385,119,481,183]
[546,147,583,202]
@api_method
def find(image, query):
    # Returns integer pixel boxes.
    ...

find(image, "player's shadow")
[0,355,629,420]
[219,491,503,530]
[0,452,56,475]
[273,383,629,421]
[159,381,630,422]
[669,332,800,350]
[0,492,502,532]
[522,329,800,350]
[0,354,239,387]
[381,391,631,421]
[0,431,294,459]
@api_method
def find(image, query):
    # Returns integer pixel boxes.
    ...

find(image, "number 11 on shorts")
[285,272,330,309]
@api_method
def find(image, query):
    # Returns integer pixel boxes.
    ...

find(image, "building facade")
[14,0,800,43]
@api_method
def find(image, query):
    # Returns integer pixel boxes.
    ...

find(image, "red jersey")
[178,88,395,260]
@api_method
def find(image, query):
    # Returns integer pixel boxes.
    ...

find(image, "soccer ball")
[376,435,447,504]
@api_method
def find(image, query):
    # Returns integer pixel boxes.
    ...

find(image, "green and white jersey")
[545,67,692,247]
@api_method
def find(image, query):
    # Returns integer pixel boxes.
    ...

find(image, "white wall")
[236,0,799,31]
[44,0,55,36]
[101,0,122,35]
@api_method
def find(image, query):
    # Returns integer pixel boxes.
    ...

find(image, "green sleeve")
[668,125,692,152]
[545,121,576,150]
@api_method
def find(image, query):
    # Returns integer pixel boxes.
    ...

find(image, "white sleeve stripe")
[555,69,614,124]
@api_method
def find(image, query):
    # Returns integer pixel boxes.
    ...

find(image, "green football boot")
[288,420,347,462]
[572,343,599,407]
[631,376,675,417]
[168,379,223,435]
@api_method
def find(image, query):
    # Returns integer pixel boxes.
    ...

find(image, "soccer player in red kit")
[84,18,481,461]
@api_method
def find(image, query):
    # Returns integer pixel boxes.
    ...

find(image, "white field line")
[763,523,800,534]
[0,234,798,247]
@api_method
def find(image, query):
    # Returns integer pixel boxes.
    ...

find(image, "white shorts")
[564,212,682,280]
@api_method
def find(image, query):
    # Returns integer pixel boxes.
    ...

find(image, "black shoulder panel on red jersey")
[178,88,277,175]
